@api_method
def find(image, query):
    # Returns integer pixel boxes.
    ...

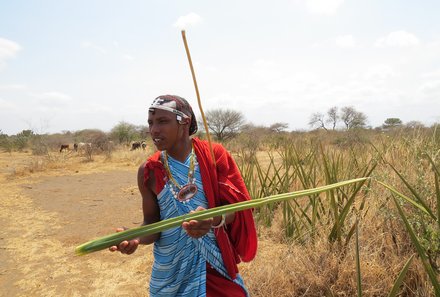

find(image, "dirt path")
[0,152,279,297]
[0,160,155,296]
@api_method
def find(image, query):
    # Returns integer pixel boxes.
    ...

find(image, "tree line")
[308,106,426,131]
[0,106,433,152]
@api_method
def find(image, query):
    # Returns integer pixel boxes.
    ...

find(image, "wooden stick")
[181,30,216,166]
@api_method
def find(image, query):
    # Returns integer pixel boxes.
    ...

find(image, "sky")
[1,0,440,135]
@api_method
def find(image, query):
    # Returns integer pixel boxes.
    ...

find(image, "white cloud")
[32,91,72,102]
[364,64,396,81]
[374,30,420,48]
[0,84,27,91]
[0,37,22,67]
[267,72,330,96]
[0,98,18,111]
[250,59,281,82]
[122,54,135,61]
[335,35,356,48]
[305,0,345,15]
[81,41,107,54]
[419,80,440,94]
[76,102,112,114]
[36,105,63,113]
[173,12,202,29]
[421,69,440,79]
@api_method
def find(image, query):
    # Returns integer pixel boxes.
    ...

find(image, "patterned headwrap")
[149,95,198,135]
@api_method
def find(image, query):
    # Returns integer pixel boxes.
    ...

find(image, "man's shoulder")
[146,150,162,162]
[144,151,163,171]
[192,137,225,152]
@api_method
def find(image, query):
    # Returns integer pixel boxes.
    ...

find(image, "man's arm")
[137,161,161,244]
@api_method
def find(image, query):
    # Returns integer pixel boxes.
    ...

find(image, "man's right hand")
[109,227,140,255]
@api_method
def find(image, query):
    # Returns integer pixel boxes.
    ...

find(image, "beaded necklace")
[163,146,198,203]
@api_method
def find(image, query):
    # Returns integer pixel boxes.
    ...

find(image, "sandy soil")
[0,151,282,297]
[0,152,154,296]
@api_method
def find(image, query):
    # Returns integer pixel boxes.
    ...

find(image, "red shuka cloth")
[206,264,246,296]
[144,137,258,280]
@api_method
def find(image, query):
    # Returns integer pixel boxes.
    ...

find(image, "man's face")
[148,108,182,151]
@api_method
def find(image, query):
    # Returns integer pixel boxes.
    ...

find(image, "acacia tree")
[340,106,367,130]
[269,122,289,133]
[382,118,402,129]
[405,121,425,129]
[203,108,245,141]
[110,121,138,144]
[308,112,328,130]
[326,106,339,130]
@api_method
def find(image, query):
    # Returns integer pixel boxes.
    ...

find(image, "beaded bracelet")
[211,214,226,229]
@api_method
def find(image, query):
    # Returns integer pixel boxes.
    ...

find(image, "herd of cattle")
[129,141,147,151]
[59,142,92,153]
[59,141,147,153]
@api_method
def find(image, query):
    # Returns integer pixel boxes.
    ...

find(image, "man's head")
[149,95,197,135]
[148,95,197,152]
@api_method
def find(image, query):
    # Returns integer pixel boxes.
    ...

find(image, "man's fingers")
[126,239,139,254]
[115,226,128,232]
[186,230,204,238]
[109,236,139,254]
[115,239,139,254]
[126,239,137,250]
[117,240,129,253]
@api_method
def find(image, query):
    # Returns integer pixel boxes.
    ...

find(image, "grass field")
[0,128,439,296]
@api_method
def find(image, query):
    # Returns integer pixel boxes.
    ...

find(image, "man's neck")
[166,137,192,162]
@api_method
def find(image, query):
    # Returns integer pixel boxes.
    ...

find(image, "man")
[110,95,257,296]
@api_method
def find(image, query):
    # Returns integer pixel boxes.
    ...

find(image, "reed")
[76,178,368,255]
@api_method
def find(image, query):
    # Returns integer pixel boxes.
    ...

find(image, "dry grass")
[242,202,433,296]
[1,128,439,296]
[1,146,154,181]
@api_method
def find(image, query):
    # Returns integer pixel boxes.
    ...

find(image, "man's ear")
[178,118,190,125]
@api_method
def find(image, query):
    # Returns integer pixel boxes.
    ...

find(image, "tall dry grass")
[3,140,154,180]
[4,128,439,296]
[233,127,439,296]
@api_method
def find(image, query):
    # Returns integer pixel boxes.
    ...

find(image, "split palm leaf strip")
[76,177,369,256]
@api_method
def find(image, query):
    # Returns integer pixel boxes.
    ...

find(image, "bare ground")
[0,152,268,297]
[0,152,155,296]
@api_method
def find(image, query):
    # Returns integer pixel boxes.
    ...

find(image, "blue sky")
[1,0,439,134]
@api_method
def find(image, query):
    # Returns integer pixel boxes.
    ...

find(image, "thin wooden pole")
[181,30,216,166]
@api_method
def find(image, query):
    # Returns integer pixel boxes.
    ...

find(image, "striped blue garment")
[149,151,248,297]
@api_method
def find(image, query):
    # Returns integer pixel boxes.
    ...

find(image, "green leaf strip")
[377,181,432,217]
[76,177,368,256]
[387,254,415,297]
[392,197,440,296]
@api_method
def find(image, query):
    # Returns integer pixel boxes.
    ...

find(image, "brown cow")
[60,144,69,152]
[131,141,147,151]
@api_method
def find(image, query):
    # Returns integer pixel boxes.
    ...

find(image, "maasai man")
[110,95,258,297]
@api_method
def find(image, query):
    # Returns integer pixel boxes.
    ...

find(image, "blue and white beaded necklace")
[163,146,198,203]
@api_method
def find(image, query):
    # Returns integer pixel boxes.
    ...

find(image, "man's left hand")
[182,206,213,238]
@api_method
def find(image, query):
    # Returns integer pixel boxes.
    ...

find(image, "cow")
[130,141,141,151]
[59,144,70,152]
[74,142,92,154]
[131,141,147,151]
